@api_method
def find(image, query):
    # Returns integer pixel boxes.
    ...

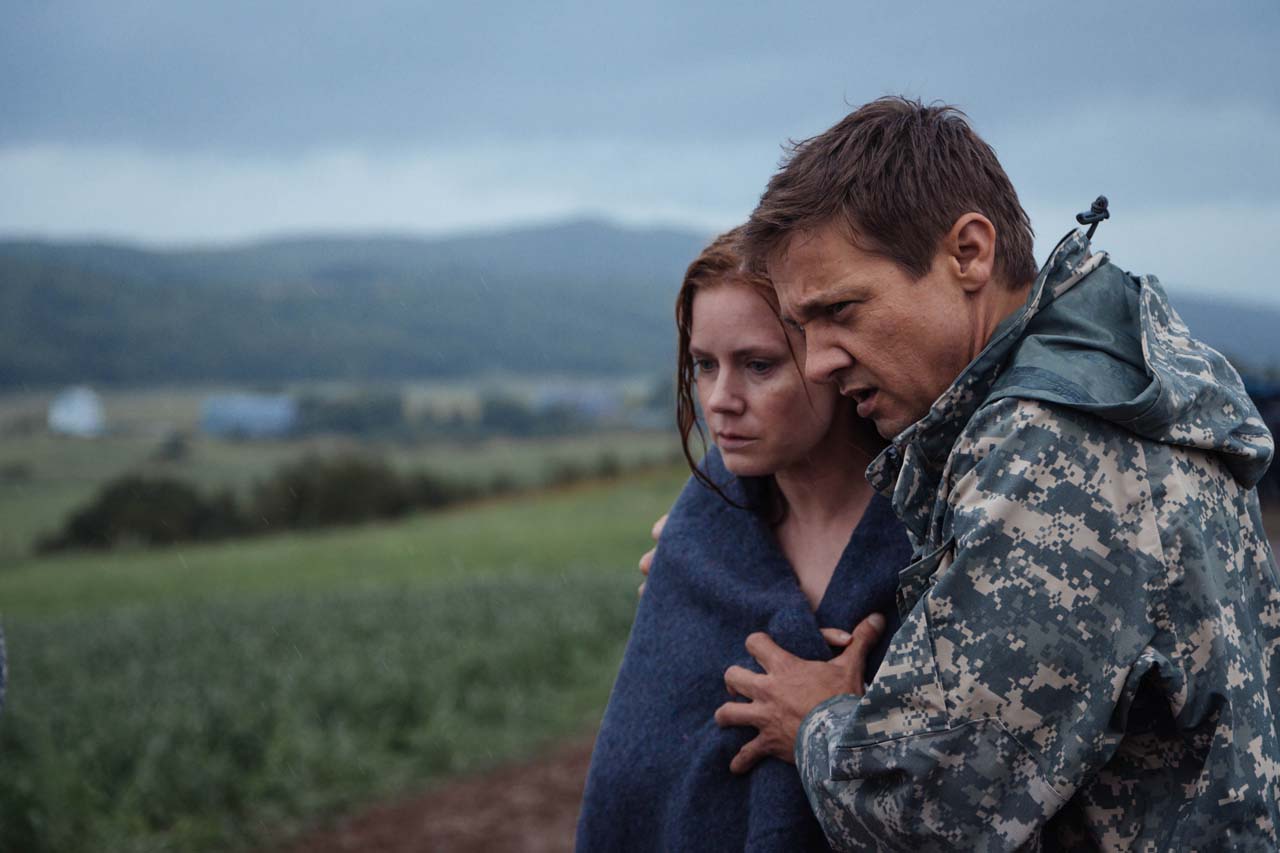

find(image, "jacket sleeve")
[796,399,1167,852]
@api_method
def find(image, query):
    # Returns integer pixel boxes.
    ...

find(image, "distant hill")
[0,220,709,387]
[1,220,1277,388]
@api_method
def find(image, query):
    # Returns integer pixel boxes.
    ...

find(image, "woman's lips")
[715,433,757,451]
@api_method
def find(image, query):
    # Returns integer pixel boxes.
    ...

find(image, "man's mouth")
[844,386,878,418]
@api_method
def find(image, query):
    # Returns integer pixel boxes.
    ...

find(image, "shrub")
[0,461,32,482]
[249,453,411,531]
[478,396,539,436]
[595,451,622,479]
[406,471,476,509]
[151,431,191,462]
[39,477,244,552]
[545,459,586,487]
[294,392,407,437]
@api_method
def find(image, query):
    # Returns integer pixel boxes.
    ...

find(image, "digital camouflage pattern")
[796,229,1280,851]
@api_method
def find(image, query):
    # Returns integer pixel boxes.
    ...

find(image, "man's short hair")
[743,96,1038,289]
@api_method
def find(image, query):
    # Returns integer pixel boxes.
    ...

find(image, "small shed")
[48,386,106,437]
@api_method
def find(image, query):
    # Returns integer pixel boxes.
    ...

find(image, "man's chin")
[872,415,911,442]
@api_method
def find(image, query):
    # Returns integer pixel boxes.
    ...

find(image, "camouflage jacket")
[796,230,1280,851]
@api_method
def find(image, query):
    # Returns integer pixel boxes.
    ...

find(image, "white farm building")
[47,386,106,437]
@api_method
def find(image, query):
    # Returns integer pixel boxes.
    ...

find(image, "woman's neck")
[772,437,873,528]
[770,418,878,611]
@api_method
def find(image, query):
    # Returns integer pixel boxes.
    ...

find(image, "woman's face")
[689,283,844,477]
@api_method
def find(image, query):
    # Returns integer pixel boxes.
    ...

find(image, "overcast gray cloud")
[2,0,1277,300]
[5,1,1278,152]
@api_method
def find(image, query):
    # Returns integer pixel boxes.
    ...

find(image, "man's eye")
[783,318,806,336]
[826,301,853,317]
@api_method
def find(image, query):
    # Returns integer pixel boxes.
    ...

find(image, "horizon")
[0,212,714,251]
[3,213,1279,312]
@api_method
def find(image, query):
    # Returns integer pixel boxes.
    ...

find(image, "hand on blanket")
[637,512,668,597]
[714,612,887,774]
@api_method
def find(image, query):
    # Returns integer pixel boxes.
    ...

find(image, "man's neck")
[971,280,1032,358]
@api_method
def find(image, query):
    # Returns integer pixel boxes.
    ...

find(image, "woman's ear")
[945,213,996,293]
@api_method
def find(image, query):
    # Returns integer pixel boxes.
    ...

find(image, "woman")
[576,229,911,851]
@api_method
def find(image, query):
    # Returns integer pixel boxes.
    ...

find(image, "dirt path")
[281,735,596,853]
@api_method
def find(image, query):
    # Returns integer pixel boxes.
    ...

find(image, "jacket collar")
[866,229,1107,545]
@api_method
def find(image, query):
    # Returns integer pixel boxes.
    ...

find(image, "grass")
[0,466,688,853]
[0,429,679,564]
[0,577,634,852]
[0,467,683,615]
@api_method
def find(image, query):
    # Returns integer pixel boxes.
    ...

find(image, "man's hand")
[714,612,887,774]
[637,512,668,597]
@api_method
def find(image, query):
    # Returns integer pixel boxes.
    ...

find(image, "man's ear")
[945,213,997,293]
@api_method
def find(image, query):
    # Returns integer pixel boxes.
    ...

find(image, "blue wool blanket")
[576,449,912,852]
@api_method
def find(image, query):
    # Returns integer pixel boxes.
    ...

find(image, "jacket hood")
[870,229,1274,540]
[989,230,1273,489]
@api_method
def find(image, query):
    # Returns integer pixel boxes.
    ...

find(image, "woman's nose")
[707,372,745,414]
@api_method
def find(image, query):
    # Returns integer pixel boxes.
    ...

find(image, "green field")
[0,426,680,564]
[0,466,687,852]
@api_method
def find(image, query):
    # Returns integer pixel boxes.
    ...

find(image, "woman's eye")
[746,359,774,375]
[693,358,716,374]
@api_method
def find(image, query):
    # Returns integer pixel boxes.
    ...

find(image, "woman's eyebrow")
[690,341,788,359]
[729,345,787,359]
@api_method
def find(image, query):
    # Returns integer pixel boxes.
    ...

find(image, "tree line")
[38,449,676,554]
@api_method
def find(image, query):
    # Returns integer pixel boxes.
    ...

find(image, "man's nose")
[803,326,854,385]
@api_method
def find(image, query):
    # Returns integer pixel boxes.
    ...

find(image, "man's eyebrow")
[786,284,865,322]
[785,295,837,323]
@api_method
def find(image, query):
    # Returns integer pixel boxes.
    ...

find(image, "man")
[713,97,1280,849]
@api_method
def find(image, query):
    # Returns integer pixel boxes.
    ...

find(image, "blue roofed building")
[200,394,297,439]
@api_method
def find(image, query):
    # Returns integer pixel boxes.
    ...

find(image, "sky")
[2,0,1278,303]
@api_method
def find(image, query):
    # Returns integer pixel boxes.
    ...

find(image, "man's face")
[768,222,978,440]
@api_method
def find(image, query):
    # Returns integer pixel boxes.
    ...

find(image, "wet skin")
[688,284,845,477]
